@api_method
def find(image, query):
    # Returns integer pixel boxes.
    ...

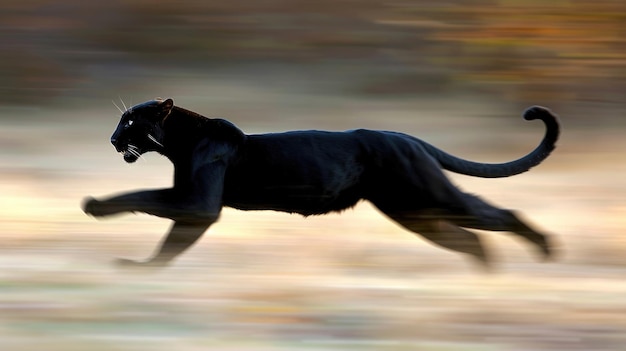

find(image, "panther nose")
[111,137,124,152]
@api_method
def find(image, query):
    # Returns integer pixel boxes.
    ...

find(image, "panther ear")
[158,98,174,112]
[156,98,174,122]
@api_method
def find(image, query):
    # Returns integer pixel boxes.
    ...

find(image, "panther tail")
[422,106,560,178]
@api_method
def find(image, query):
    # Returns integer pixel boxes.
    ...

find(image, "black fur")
[83,98,560,269]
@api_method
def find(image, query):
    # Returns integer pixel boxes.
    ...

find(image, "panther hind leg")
[447,193,553,261]
[376,208,491,268]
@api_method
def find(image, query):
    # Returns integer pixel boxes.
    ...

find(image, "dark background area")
[2,0,624,115]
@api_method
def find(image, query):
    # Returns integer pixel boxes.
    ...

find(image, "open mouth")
[121,145,142,163]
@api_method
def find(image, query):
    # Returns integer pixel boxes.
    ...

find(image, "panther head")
[110,98,173,163]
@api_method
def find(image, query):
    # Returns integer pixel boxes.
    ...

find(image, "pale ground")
[1,85,625,350]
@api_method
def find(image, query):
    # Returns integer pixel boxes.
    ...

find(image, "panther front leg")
[83,188,219,223]
[84,159,228,269]
[116,221,213,268]
[83,188,222,268]
[83,188,176,218]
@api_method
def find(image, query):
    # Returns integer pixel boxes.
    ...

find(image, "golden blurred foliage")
[1,0,624,108]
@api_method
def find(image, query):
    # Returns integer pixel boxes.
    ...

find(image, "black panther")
[83,98,560,269]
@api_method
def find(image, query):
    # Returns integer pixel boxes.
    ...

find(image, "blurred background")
[1,1,625,350]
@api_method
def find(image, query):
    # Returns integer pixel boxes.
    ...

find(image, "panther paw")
[115,258,161,272]
[115,258,144,267]
[82,196,103,216]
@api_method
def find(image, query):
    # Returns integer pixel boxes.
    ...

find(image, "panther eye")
[128,120,134,126]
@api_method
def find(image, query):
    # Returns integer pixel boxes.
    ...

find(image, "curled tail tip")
[523,105,555,121]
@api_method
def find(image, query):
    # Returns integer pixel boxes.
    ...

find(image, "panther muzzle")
[111,137,141,163]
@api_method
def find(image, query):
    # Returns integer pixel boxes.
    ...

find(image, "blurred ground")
[1,86,625,350]
[1,1,626,350]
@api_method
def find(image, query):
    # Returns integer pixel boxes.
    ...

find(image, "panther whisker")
[119,96,128,112]
[147,134,164,148]
[112,100,124,114]
[126,145,144,161]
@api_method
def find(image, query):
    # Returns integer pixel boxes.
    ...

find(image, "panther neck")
[160,107,211,162]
